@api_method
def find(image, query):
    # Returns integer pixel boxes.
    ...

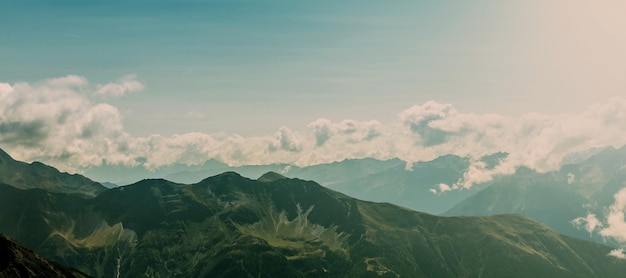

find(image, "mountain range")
[2,147,626,276]
[0,148,626,276]
[86,154,491,214]
[126,145,626,247]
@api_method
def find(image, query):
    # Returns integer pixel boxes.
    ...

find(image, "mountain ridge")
[1,170,625,277]
[0,148,106,198]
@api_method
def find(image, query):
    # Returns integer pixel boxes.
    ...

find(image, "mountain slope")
[316,155,479,214]
[445,146,626,245]
[445,168,590,239]
[0,148,106,198]
[0,172,625,277]
[160,155,478,214]
[0,234,90,278]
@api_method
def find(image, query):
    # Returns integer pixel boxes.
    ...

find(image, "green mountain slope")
[86,151,492,214]
[159,155,478,214]
[0,234,90,278]
[0,172,625,277]
[0,148,106,198]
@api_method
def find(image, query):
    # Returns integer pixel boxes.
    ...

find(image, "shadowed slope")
[0,234,90,278]
[0,171,625,277]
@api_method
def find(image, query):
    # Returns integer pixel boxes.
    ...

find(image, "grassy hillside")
[0,172,624,277]
[0,148,106,198]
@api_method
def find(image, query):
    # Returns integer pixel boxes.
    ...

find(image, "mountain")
[160,155,481,214]
[0,148,106,198]
[303,155,479,214]
[0,234,90,278]
[83,158,235,186]
[445,145,626,245]
[86,151,504,214]
[445,168,593,241]
[1,172,625,277]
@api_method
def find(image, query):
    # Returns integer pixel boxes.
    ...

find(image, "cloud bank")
[2,75,626,191]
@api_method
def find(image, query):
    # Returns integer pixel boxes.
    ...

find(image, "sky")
[2,0,626,255]
[1,0,625,176]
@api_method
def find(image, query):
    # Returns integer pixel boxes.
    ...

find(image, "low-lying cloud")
[2,75,626,190]
[575,188,626,259]
[599,188,626,243]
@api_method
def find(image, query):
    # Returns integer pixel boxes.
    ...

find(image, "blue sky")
[1,0,595,135]
[0,0,625,173]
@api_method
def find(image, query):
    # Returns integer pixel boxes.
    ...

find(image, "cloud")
[571,213,603,236]
[598,188,626,243]
[308,118,333,146]
[268,127,302,153]
[0,76,139,169]
[396,98,626,189]
[430,183,453,194]
[45,75,88,87]
[578,187,626,258]
[400,101,457,146]
[2,75,626,183]
[95,74,144,97]
[0,120,48,147]
[608,249,626,259]
[0,82,14,95]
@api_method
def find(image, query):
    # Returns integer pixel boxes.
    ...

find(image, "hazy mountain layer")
[446,146,626,245]
[1,173,625,277]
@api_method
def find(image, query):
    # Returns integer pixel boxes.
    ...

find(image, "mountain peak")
[257,171,287,183]
[0,149,106,198]
[0,148,15,164]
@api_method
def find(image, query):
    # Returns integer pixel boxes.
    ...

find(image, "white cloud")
[598,188,626,243]
[0,82,14,96]
[2,75,626,182]
[0,75,137,169]
[308,118,334,146]
[430,183,453,194]
[571,213,603,236]
[396,98,626,189]
[95,74,144,97]
[400,101,457,146]
[45,75,88,87]
[609,249,626,259]
[268,127,303,153]
[579,187,626,258]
